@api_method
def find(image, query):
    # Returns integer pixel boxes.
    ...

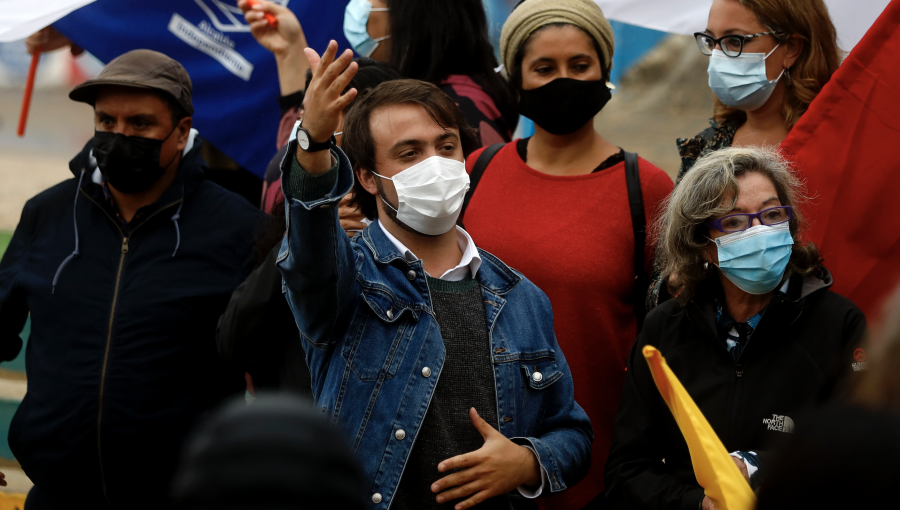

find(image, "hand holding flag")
[243,0,278,27]
[642,346,756,510]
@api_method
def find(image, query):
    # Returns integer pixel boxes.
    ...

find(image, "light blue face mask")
[344,0,390,58]
[713,222,794,295]
[707,46,784,111]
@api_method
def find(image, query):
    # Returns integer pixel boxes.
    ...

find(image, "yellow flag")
[642,345,756,510]
[0,492,27,510]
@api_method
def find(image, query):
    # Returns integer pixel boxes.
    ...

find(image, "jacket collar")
[360,220,521,296]
[688,266,834,344]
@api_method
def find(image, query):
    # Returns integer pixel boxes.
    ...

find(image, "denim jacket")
[277,145,593,509]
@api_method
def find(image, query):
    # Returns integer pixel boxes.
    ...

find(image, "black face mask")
[93,127,178,193]
[518,78,612,135]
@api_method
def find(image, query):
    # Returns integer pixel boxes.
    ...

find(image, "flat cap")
[70,49,194,115]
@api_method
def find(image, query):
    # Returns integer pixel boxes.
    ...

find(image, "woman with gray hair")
[604,146,867,510]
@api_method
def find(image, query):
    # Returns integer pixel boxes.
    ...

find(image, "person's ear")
[703,241,719,267]
[174,116,193,153]
[356,167,379,195]
[782,34,804,69]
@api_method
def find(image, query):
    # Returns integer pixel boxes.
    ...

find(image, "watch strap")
[296,121,334,153]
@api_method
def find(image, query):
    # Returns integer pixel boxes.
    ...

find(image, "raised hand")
[238,0,309,95]
[431,408,541,510]
[301,42,358,142]
[294,41,358,174]
[25,27,83,56]
[238,0,304,57]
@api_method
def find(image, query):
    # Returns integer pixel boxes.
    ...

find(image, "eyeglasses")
[707,206,793,233]
[694,31,776,58]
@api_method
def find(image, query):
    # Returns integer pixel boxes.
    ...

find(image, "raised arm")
[239,0,309,97]
[276,42,360,348]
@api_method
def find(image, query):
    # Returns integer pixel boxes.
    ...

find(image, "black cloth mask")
[518,78,612,135]
[93,127,179,193]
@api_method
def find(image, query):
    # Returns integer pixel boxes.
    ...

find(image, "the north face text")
[762,414,795,433]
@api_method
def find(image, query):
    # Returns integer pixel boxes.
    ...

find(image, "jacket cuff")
[511,437,566,493]
[682,486,705,510]
[280,135,354,211]
[288,154,339,202]
[516,445,549,498]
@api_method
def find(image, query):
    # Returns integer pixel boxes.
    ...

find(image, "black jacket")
[0,138,265,509]
[604,268,867,510]
[217,243,311,396]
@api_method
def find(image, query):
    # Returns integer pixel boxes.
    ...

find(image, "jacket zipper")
[727,362,743,446]
[690,301,746,449]
[96,236,128,506]
[81,190,181,508]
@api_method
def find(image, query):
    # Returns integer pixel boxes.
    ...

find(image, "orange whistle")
[244,0,278,27]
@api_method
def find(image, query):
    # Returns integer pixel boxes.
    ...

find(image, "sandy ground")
[0,465,32,494]
[0,87,94,232]
[595,35,714,176]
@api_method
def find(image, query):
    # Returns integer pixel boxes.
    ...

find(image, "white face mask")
[372,156,470,236]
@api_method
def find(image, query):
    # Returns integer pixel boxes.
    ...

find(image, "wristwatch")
[296,120,334,153]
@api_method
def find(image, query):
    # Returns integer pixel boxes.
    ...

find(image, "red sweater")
[463,142,673,509]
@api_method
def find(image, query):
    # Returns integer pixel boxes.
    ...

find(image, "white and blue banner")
[51,0,350,178]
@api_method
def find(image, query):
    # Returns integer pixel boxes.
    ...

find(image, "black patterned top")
[645,118,741,311]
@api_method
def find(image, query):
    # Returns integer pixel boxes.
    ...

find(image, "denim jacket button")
[372,493,383,504]
[422,367,432,378]
[406,270,416,281]
[395,429,406,440]
[532,371,543,382]
[386,309,394,320]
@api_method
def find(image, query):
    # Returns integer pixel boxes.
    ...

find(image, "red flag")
[781,0,900,321]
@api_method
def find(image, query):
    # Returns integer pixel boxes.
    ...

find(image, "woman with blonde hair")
[678,0,841,176]
[605,146,866,510]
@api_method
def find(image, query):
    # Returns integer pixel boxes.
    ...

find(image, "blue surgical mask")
[707,46,784,111]
[713,223,794,295]
[344,0,390,58]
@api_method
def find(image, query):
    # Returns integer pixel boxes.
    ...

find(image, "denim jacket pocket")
[520,358,563,390]
[341,288,415,381]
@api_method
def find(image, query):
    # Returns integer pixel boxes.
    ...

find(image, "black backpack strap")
[625,151,649,330]
[459,143,505,227]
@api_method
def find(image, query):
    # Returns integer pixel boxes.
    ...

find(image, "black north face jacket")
[0,138,265,509]
[604,267,867,510]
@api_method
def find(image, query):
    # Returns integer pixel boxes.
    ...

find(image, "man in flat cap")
[0,49,265,508]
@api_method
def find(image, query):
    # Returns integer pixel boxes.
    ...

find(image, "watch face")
[298,129,310,150]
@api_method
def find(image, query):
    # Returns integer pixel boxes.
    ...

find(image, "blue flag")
[53,0,350,178]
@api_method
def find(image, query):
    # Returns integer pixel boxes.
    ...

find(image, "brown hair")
[342,79,479,220]
[712,0,842,130]
[655,146,821,304]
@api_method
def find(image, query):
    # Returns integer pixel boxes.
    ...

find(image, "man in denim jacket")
[277,42,592,510]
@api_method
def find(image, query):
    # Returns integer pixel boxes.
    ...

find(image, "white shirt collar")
[377,220,481,281]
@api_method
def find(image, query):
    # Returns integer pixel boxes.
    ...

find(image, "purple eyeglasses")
[707,206,793,233]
